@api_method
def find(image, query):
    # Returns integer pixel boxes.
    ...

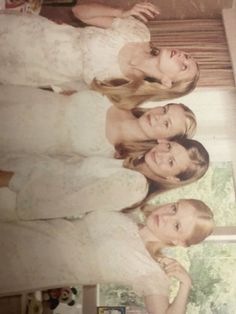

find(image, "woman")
[0,199,214,314]
[0,138,209,220]
[0,2,199,106]
[0,86,196,156]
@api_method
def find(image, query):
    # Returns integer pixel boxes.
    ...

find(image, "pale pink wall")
[77,0,233,19]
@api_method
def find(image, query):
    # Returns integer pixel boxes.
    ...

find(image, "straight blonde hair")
[116,138,209,206]
[91,64,200,110]
[132,103,197,139]
[141,199,214,260]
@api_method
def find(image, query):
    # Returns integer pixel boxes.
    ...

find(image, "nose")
[161,213,174,225]
[157,142,171,152]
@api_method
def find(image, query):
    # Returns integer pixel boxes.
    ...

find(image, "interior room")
[0,0,236,313]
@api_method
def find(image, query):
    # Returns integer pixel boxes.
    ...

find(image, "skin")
[72,2,198,88]
[145,48,198,87]
[143,140,191,181]
[144,200,197,246]
[106,103,189,146]
[137,104,187,139]
[138,200,194,314]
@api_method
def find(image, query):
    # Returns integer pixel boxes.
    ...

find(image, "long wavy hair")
[140,199,214,260]
[116,138,209,206]
[91,45,200,109]
[132,103,197,139]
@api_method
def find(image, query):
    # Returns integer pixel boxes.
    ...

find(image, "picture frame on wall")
[97,306,126,314]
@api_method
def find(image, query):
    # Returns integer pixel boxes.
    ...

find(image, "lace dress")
[0,86,114,157]
[0,211,169,297]
[0,12,150,90]
[0,155,148,220]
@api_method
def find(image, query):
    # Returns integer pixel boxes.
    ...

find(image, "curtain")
[149,19,234,87]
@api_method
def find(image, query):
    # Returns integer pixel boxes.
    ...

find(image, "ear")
[165,175,180,183]
[161,76,172,89]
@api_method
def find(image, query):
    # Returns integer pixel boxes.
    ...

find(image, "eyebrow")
[166,105,173,129]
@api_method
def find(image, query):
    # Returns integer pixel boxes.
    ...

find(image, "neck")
[119,42,152,79]
[106,107,151,145]
[139,225,162,246]
[118,118,151,142]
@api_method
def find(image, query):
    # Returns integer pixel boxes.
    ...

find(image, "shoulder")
[111,16,150,42]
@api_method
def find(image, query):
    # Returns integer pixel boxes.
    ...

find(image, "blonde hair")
[132,103,197,139]
[116,138,209,205]
[141,199,214,260]
[91,74,199,109]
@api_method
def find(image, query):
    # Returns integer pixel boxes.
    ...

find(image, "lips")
[171,49,177,58]
[151,150,157,164]
[146,113,152,126]
[155,214,159,226]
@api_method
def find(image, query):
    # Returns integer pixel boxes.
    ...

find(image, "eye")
[184,54,190,60]
[174,222,180,231]
[171,204,177,213]
[182,64,187,71]
[169,158,174,167]
[167,143,171,150]
[164,121,169,128]
[163,106,167,114]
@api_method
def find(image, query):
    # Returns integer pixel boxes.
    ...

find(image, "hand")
[121,2,160,23]
[158,257,192,289]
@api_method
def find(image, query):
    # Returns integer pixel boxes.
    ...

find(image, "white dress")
[0,86,114,157]
[0,12,150,90]
[0,211,169,297]
[0,155,148,220]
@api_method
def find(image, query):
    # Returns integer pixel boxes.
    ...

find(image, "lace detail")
[0,211,169,295]
[0,87,114,157]
[0,14,150,88]
[79,211,170,296]
[79,17,150,83]
[0,156,148,219]
[0,12,83,88]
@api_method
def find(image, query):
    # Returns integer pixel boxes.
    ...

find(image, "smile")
[171,49,177,58]
[146,114,152,126]
[151,151,158,164]
[154,214,159,226]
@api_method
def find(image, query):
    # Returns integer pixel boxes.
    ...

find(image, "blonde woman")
[0,2,199,106]
[0,86,196,157]
[0,199,214,314]
[0,138,209,220]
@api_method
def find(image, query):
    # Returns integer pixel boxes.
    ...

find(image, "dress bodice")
[0,86,113,157]
[0,211,169,297]
[81,17,151,84]
[0,13,150,89]
[0,155,148,220]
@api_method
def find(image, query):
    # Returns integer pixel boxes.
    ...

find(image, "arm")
[144,258,192,314]
[72,2,160,28]
[62,169,148,216]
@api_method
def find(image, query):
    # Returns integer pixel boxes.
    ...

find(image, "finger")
[164,264,181,274]
[158,257,176,265]
[136,3,160,15]
[132,12,148,23]
[132,7,155,19]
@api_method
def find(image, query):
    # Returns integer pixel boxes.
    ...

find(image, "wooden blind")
[148,19,234,87]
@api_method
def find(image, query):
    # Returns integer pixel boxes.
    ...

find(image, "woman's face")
[146,200,197,246]
[138,104,186,139]
[144,140,191,181]
[146,48,198,86]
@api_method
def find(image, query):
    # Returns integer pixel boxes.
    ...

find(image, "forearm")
[166,283,191,314]
[72,3,123,26]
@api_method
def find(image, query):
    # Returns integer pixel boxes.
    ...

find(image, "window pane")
[153,162,236,226]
